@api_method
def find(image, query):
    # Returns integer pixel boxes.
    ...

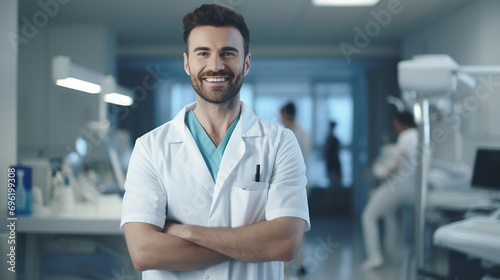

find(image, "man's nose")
[206,55,225,72]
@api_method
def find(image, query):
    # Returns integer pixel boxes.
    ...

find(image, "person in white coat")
[279,102,312,276]
[361,112,418,270]
[120,4,310,280]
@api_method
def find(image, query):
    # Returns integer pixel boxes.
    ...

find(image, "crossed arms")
[123,217,305,271]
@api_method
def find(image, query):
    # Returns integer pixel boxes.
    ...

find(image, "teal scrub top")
[185,110,240,182]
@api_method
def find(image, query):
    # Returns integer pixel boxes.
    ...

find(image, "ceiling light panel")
[313,0,380,6]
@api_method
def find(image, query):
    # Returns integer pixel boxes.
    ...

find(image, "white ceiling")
[19,0,476,58]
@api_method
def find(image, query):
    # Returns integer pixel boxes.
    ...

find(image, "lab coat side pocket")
[230,182,269,227]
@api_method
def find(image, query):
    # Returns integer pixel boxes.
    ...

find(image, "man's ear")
[243,53,251,76]
[183,52,190,76]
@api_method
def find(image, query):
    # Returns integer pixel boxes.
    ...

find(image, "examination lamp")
[52,56,103,94]
[398,54,458,95]
[312,0,380,6]
[399,54,500,95]
[102,76,134,107]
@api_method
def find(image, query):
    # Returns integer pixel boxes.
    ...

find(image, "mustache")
[199,70,234,78]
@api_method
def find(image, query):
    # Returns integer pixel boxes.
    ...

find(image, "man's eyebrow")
[192,46,239,53]
[193,47,211,52]
[220,47,239,53]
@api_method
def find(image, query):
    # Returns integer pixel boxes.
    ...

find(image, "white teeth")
[205,78,226,82]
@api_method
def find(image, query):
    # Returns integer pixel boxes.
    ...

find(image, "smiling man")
[121,4,310,279]
[186,25,244,105]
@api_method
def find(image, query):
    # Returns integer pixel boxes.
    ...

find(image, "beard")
[190,68,244,105]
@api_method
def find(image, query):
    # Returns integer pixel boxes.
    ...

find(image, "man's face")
[280,111,293,128]
[393,119,404,133]
[184,25,251,104]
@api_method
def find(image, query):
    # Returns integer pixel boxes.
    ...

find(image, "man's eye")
[198,52,209,56]
[221,52,235,57]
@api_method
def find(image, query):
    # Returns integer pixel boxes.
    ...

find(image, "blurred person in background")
[280,101,312,277]
[280,102,311,166]
[361,111,417,270]
[323,121,342,188]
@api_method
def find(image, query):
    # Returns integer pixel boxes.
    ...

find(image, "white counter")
[434,210,500,265]
[17,198,122,235]
[14,196,124,280]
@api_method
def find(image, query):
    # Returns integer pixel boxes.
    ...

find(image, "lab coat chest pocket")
[230,182,269,227]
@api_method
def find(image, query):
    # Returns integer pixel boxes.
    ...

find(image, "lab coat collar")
[239,102,262,138]
[165,102,196,143]
[166,101,262,143]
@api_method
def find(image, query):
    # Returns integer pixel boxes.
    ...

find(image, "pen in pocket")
[255,164,260,182]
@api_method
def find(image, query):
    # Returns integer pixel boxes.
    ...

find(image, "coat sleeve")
[265,129,311,231]
[120,137,167,231]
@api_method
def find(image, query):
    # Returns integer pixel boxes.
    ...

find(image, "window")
[170,83,196,119]
[254,82,312,132]
[315,83,353,187]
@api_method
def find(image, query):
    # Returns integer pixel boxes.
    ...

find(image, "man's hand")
[164,217,306,263]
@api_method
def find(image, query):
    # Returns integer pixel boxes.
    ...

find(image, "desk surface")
[15,198,123,235]
[427,190,491,211]
[434,210,500,265]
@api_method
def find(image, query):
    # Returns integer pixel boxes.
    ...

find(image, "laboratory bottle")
[17,169,26,211]
[60,177,76,213]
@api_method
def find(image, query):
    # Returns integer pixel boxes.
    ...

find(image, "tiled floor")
[285,215,413,280]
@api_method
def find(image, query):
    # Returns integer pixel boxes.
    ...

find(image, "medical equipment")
[434,210,500,265]
[53,56,133,192]
[397,54,500,280]
[471,148,500,191]
[433,149,500,266]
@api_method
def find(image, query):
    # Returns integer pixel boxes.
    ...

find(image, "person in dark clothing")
[323,121,342,188]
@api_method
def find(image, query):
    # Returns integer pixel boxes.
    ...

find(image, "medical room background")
[1,0,500,279]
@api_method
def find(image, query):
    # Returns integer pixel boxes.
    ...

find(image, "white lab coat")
[391,127,419,192]
[289,123,311,163]
[121,102,310,280]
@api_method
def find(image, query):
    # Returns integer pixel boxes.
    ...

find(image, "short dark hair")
[281,102,296,118]
[394,111,416,128]
[183,4,250,56]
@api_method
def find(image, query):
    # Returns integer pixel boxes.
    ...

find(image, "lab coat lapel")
[211,103,262,210]
[216,122,245,187]
[170,103,214,195]
[177,131,215,193]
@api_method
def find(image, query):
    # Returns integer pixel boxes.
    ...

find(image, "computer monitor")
[471,148,500,190]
